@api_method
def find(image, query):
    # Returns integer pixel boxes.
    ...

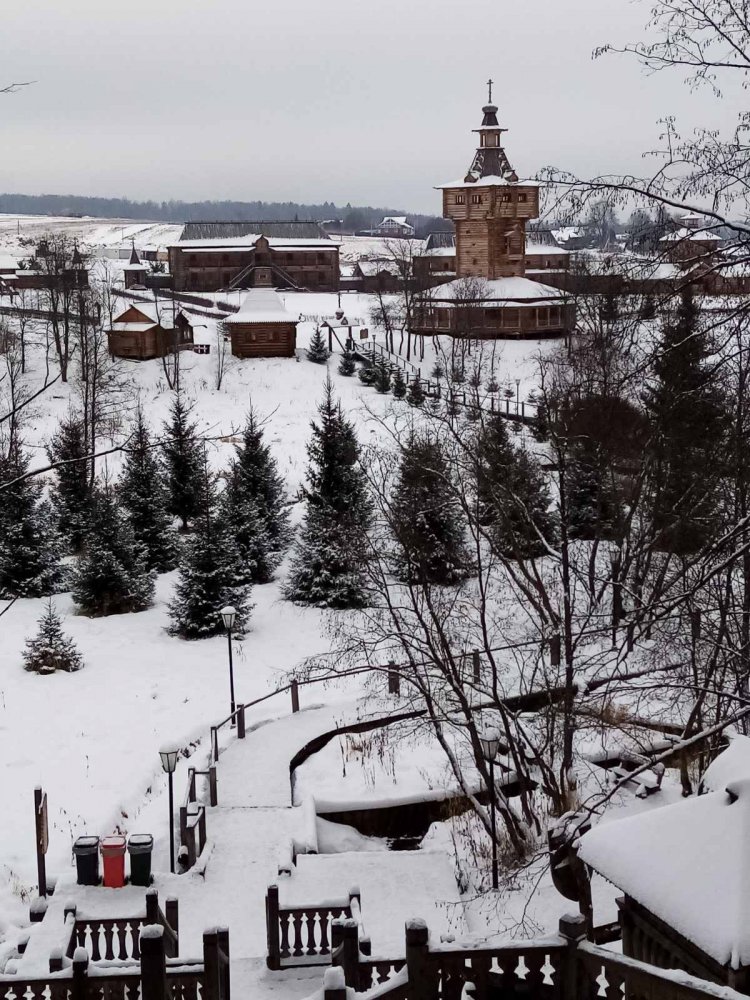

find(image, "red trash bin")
[101,835,127,888]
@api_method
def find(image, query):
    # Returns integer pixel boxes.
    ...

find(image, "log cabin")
[168,222,340,293]
[223,289,299,359]
[578,742,750,995]
[412,85,574,340]
[107,302,194,360]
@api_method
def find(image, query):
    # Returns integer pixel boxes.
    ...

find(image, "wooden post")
[34,787,48,897]
[323,967,348,1000]
[405,920,437,1000]
[266,885,281,970]
[217,927,230,997]
[388,661,400,695]
[549,633,561,667]
[203,929,220,1000]
[338,919,359,988]
[691,609,702,643]
[145,887,159,923]
[291,680,300,713]
[49,948,63,973]
[237,705,246,739]
[472,649,480,683]
[141,928,167,1000]
[165,898,179,955]
[71,948,89,1000]
[211,727,219,763]
[209,765,218,807]
[558,914,587,1000]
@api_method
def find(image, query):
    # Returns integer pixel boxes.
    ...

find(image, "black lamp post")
[480,729,500,890]
[159,743,179,874]
[221,605,237,725]
[515,378,521,414]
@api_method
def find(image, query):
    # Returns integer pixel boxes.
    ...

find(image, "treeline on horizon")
[0,193,453,237]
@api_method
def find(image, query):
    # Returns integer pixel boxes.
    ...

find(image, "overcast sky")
[1,0,741,214]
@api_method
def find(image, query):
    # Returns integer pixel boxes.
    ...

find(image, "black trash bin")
[73,835,100,886]
[128,834,154,887]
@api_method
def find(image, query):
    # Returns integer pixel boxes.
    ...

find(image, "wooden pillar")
[549,633,561,667]
[291,680,300,714]
[203,929,220,1000]
[472,649,480,683]
[71,948,89,1000]
[140,927,167,1000]
[237,705,246,739]
[323,967,348,1000]
[558,914,586,1000]
[217,926,230,1000]
[145,888,159,923]
[209,765,218,808]
[49,948,63,973]
[338,919,359,988]
[266,885,281,970]
[165,898,179,955]
[388,661,400,695]
[405,920,437,1000]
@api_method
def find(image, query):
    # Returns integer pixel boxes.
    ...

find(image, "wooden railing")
[0,923,228,1000]
[266,885,364,969]
[62,890,179,964]
[179,767,216,870]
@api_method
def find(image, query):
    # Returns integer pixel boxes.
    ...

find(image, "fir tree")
[644,290,726,553]
[48,413,92,553]
[475,414,557,558]
[23,600,84,674]
[72,483,155,616]
[565,441,622,542]
[307,327,330,364]
[119,408,178,573]
[392,367,407,399]
[227,407,290,577]
[162,392,204,531]
[286,379,371,608]
[0,443,64,599]
[168,459,252,639]
[406,376,426,407]
[338,351,357,377]
[221,464,273,586]
[430,362,445,380]
[373,357,392,394]
[392,433,469,585]
[358,365,376,387]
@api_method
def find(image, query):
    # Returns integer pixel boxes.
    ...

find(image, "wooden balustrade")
[63,890,179,964]
[265,884,357,970]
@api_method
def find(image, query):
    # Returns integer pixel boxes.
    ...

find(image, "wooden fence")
[319,916,747,1000]
[0,921,229,1000]
[265,885,361,969]
[179,767,216,870]
[61,890,178,964]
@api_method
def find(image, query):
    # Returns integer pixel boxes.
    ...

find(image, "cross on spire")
[487,78,494,104]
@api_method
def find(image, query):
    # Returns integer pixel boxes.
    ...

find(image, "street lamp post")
[159,743,179,874]
[221,606,237,725]
[479,729,500,890]
[515,378,521,414]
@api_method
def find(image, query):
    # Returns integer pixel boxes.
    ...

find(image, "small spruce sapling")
[406,376,426,407]
[23,600,84,674]
[391,367,407,399]
[338,350,357,376]
[373,358,392,394]
[307,327,330,364]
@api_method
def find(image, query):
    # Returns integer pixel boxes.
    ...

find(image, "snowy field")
[0,214,561,958]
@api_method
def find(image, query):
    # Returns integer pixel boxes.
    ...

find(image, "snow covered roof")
[578,781,750,969]
[419,246,456,258]
[702,737,750,793]
[180,221,327,241]
[0,253,19,272]
[357,260,402,277]
[436,175,540,190]
[224,289,299,325]
[660,227,722,243]
[425,276,566,304]
[380,217,408,226]
[110,302,188,330]
[525,243,570,257]
[172,236,336,250]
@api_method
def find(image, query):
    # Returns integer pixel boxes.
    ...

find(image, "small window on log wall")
[455,195,465,204]
[471,194,482,204]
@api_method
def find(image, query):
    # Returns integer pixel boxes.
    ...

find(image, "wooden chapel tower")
[440,82,540,280]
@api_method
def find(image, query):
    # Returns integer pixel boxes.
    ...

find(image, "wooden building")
[168,222,340,293]
[107,302,194,360]
[223,289,299,358]
[123,245,149,289]
[413,86,573,339]
[375,216,415,238]
[578,755,750,995]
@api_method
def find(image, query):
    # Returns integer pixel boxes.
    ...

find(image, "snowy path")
[19,699,465,999]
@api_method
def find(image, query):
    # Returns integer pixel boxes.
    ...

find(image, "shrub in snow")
[285,379,372,609]
[392,433,470,586]
[430,362,444,380]
[406,377,425,407]
[391,368,407,400]
[23,600,84,674]
[0,443,64,599]
[161,391,204,532]
[306,327,330,364]
[47,412,92,554]
[119,407,178,573]
[372,358,391,394]
[338,351,357,377]
[72,483,155,617]
[358,366,375,387]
